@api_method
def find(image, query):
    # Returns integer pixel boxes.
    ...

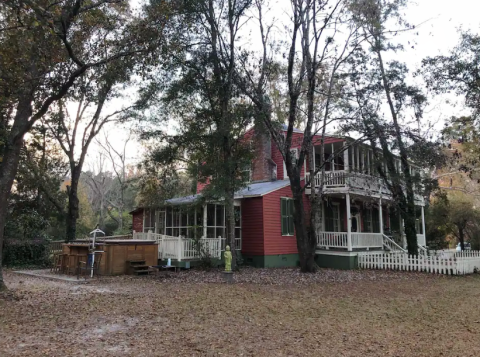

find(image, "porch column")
[331,143,335,171]
[203,204,207,238]
[379,198,383,235]
[421,205,426,238]
[346,193,352,251]
[343,142,349,172]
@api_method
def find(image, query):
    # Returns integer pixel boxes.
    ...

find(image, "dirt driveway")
[1,268,479,357]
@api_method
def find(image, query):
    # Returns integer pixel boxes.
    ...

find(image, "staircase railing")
[382,234,407,253]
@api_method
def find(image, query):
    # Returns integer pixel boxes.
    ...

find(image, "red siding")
[132,210,144,232]
[196,178,210,194]
[262,185,311,255]
[241,197,265,255]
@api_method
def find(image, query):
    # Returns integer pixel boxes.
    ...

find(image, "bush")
[2,238,51,267]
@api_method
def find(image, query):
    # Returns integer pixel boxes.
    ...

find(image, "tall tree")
[237,0,362,272]
[0,0,171,289]
[140,0,255,269]
[346,0,436,255]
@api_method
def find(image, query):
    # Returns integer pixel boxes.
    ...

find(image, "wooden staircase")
[128,260,151,276]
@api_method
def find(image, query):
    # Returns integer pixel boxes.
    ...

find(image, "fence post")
[147,230,152,240]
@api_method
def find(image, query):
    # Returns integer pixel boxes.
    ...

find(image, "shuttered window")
[281,198,295,236]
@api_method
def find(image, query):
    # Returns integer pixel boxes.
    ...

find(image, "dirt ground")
[1,268,479,357]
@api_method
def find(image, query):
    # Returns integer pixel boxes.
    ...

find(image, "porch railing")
[351,233,383,248]
[316,232,348,248]
[135,231,241,261]
[306,171,423,202]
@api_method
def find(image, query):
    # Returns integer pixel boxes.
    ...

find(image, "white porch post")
[177,235,182,261]
[203,204,207,238]
[331,143,335,171]
[356,146,360,172]
[343,142,349,172]
[379,198,383,235]
[346,193,352,251]
[421,205,426,240]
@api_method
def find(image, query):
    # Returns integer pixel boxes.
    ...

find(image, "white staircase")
[382,234,407,253]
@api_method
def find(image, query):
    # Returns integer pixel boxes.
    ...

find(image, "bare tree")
[238,0,362,272]
[96,133,132,232]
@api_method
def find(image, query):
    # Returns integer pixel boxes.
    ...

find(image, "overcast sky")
[87,0,480,168]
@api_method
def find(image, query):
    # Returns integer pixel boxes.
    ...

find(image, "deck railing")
[136,231,241,261]
[306,171,423,202]
[316,232,348,248]
[351,233,383,248]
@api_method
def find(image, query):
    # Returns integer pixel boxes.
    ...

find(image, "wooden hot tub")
[100,240,158,275]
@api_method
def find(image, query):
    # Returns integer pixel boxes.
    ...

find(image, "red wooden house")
[130,127,427,269]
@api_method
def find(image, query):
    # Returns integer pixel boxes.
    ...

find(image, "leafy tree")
[344,0,442,255]
[139,0,255,269]
[237,0,364,272]
[0,0,172,290]
[423,31,480,120]
[428,192,480,250]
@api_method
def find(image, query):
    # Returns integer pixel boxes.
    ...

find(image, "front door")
[351,213,361,232]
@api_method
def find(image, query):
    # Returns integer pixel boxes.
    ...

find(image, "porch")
[314,192,427,253]
[133,231,241,262]
[305,140,424,203]
[136,202,242,262]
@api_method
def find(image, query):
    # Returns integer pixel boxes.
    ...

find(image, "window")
[325,203,341,232]
[165,206,201,238]
[281,198,295,236]
[283,148,299,179]
[363,208,372,233]
[143,209,155,233]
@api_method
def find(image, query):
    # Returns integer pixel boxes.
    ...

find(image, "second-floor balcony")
[305,170,424,203]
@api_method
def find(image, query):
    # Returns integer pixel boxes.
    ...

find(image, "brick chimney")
[251,129,277,182]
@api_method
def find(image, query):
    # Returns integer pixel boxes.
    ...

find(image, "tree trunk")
[291,177,316,272]
[0,97,33,290]
[225,191,237,270]
[458,225,465,251]
[66,168,81,241]
[0,142,24,291]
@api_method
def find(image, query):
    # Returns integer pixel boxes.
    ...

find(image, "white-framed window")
[165,206,203,238]
[325,202,341,232]
[283,148,301,179]
[143,208,156,233]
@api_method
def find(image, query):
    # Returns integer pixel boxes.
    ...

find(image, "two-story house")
[130,127,427,269]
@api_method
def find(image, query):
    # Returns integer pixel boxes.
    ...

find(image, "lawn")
[1,268,479,357]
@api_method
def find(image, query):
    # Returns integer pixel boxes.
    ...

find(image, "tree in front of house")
[428,191,480,251]
[138,0,255,270]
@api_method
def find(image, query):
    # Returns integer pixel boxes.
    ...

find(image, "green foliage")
[2,239,51,268]
[428,192,480,250]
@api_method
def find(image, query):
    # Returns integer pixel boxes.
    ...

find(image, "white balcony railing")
[316,232,348,248]
[351,233,383,248]
[133,231,241,261]
[317,231,425,251]
[306,171,423,202]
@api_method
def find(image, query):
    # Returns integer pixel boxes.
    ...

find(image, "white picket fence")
[133,231,240,261]
[358,251,480,275]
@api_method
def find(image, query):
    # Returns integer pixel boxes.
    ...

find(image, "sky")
[86,0,480,169]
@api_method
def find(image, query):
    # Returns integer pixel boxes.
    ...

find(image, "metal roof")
[163,180,291,206]
[234,180,290,198]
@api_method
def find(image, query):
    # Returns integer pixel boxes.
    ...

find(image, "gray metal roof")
[165,194,200,205]
[235,180,290,198]
[164,180,291,206]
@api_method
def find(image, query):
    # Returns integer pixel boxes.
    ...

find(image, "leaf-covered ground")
[1,268,479,356]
